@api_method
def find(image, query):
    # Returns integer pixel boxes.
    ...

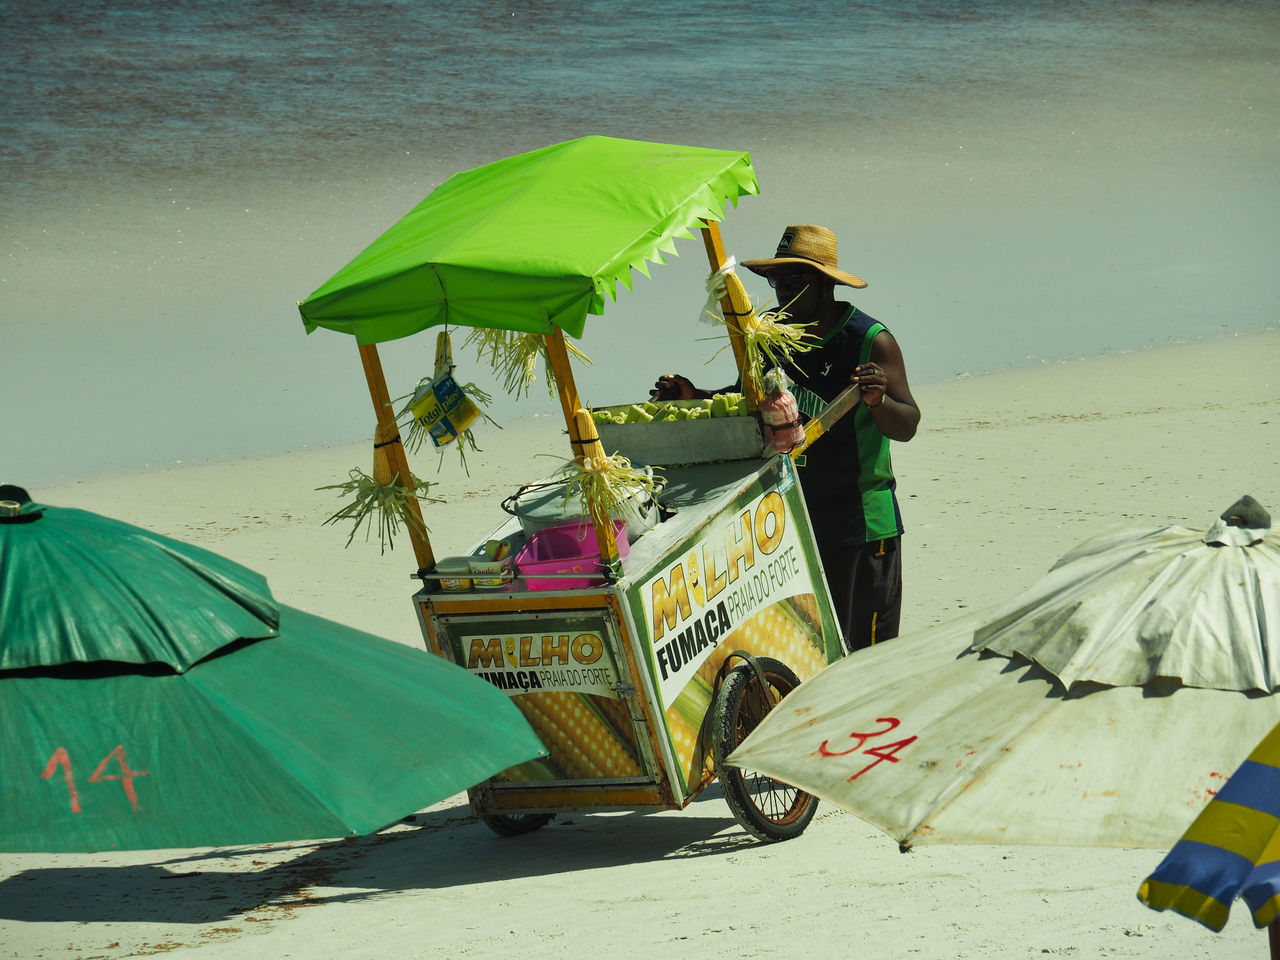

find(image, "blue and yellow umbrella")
[1138,721,1280,954]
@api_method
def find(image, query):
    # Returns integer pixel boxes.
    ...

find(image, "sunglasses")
[767,271,819,289]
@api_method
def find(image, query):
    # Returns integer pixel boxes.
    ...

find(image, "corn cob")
[514,692,642,780]
[372,441,394,486]
[730,599,827,679]
[715,272,818,393]
[316,465,437,554]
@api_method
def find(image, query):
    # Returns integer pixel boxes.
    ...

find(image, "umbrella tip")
[0,484,42,524]
[1221,495,1270,530]
[0,484,31,504]
[1204,495,1270,547]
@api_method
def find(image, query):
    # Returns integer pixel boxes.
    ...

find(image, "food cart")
[298,137,856,842]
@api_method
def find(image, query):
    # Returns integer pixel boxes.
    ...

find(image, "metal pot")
[501,476,663,542]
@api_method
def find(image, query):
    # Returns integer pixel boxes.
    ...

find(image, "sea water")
[3,0,1277,484]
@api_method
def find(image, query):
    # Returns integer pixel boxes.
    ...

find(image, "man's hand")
[853,332,921,442]
[852,362,887,406]
[650,374,698,400]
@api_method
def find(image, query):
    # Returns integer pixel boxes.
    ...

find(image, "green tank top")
[786,306,903,543]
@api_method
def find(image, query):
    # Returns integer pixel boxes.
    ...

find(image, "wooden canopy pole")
[544,327,583,428]
[357,343,434,572]
[699,220,762,409]
[544,328,621,577]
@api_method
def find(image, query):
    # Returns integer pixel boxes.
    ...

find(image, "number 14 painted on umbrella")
[41,746,148,813]
[817,717,917,781]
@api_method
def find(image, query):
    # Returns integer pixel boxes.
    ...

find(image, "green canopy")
[297,135,758,344]
[1,502,546,852]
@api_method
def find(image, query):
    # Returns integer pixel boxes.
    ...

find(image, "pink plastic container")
[515,519,630,590]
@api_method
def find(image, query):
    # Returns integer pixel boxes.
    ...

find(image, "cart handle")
[500,480,570,518]
[500,475,669,518]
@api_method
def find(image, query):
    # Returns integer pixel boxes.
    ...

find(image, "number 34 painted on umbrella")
[817,717,917,782]
[41,746,148,813]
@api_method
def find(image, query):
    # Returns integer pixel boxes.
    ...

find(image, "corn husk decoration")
[709,293,819,386]
[464,328,591,398]
[552,452,663,533]
[317,439,441,554]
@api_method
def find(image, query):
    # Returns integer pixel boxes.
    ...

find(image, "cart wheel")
[480,812,554,837]
[712,656,818,842]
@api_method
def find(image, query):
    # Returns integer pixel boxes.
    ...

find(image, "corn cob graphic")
[662,595,827,790]
[592,694,639,752]
[785,592,823,634]
[513,691,642,780]
[664,674,716,789]
[695,593,827,686]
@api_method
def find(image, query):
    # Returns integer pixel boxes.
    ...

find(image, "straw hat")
[741,224,868,288]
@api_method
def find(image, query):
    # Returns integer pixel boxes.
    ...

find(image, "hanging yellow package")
[409,331,480,447]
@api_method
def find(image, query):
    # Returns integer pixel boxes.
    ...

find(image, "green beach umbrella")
[0,497,546,853]
[297,135,759,344]
[0,498,278,674]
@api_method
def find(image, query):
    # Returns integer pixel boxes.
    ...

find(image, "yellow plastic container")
[435,556,473,591]
[469,556,513,589]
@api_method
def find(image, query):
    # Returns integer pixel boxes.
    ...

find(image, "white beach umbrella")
[972,495,1278,692]
[726,499,1280,850]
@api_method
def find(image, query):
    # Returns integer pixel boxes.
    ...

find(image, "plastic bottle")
[759,370,804,454]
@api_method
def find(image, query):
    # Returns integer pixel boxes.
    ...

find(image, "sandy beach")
[2,328,1276,959]
[5,1,1278,955]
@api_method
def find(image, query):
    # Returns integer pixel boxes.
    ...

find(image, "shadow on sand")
[0,791,750,924]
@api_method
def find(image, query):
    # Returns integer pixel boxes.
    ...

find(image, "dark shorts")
[820,536,902,654]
